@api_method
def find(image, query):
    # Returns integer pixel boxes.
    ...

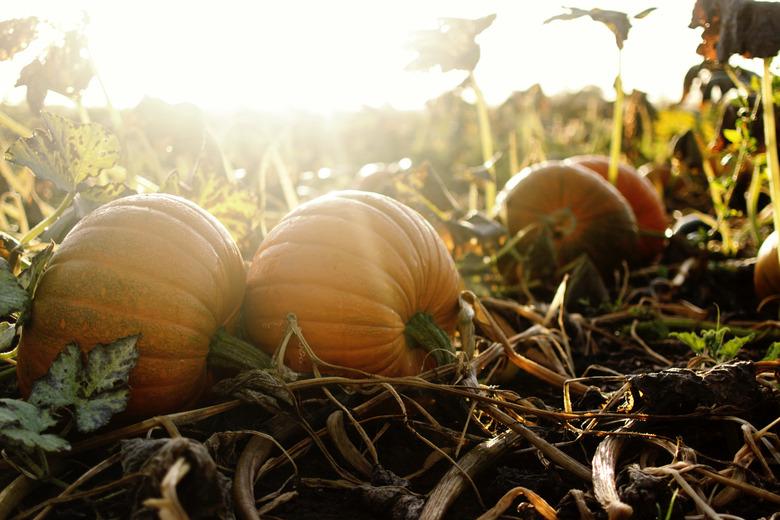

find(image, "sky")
[0,1,768,113]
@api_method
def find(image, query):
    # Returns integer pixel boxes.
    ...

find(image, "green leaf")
[763,342,780,361]
[29,344,81,408]
[0,399,70,452]
[0,322,15,351]
[4,112,120,192]
[722,128,743,144]
[717,333,753,361]
[29,335,140,433]
[670,331,707,353]
[0,258,30,317]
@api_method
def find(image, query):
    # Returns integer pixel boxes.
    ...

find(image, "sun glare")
[0,1,741,113]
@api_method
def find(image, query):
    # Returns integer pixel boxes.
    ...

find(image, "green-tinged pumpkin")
[564,155,667,262]
[754,231,780,302]
[496,161,639,275]
[17,193,246,417]
[244,190,461,376]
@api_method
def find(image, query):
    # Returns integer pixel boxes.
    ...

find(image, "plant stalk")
[761,58,780,267]
[404,312,453,367]
[0,109,33,138]
[608,51,624,186]
[470,73,496,212]
[207,327,272,372]
[15,191,76,249]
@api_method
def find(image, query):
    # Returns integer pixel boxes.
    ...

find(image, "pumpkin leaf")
[4,112,120,193]
[690,0,780,62]
[0,323,15,352]
[0,17,39,62]
[0,398,70,452]
[15,30,94,112]
[406,14,495,72]
[29,335,140,433]
[0,257,30,317]
[545,7,632,49]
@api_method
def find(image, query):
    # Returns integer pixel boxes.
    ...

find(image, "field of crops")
[0,2,778,519]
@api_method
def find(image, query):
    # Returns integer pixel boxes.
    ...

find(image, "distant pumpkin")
[496,161,638,275]
[565,155,667,262]
[244,190,461,376]
[17,194,246,417]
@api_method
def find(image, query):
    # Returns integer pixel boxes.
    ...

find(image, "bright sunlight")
[4,0,719,112]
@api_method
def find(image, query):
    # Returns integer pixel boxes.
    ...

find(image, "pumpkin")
[564,155,667,262]
[244,190,461,376]
[16,194,246,417]
[754,231,780,302]
[495,161,638,275]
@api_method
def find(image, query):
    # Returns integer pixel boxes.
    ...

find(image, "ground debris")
[120,437,234,520]
[627,361,770,414]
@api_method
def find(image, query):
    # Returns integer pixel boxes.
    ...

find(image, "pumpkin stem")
[404,312,453,367]
[208,328,272,372]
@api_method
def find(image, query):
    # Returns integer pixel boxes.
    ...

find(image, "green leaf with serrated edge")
[4,112,119,192]
[0,398,70,452]
[718,334,754,361]
[29,336,139,433]
[19,242,54,296]
[29,343,81,409]
[81,335,139,397]
[0,258,29,317]
[764,342,780,361]
[670,331,707,353]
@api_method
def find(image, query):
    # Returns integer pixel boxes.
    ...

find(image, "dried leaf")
[406,14,496,72]
[0,17,39,62]
[143,457,192,520]
[16,30,94,111]
[628,361,766,414]
[545,7,632,49]
[5,112,120,192]
[689,0,780,61]
[121,437,233,520]
[29,335,140,432]
[634,7,657,19]
[212,369,294,413]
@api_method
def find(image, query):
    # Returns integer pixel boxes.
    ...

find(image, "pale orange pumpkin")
[754,231,780,302]
[244,190,461,376]
[16,194,246,417]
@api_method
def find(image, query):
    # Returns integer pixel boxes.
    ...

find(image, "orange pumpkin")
[244,190,461,376]
[17,194,246,417]
[564,155,667,262]
[754,231,780,302]
[496,161,638,275]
